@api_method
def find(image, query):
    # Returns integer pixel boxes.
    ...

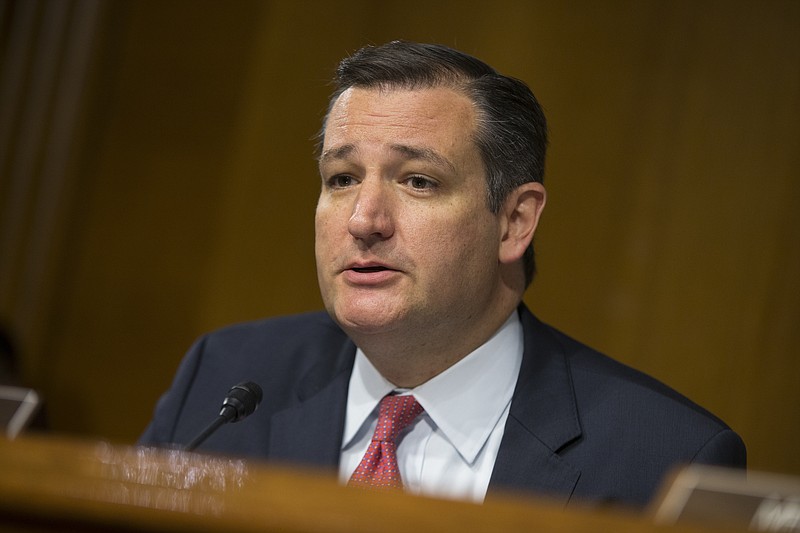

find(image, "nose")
[348,179,394,244]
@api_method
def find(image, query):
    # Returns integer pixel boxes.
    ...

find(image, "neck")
[352,296,521,388]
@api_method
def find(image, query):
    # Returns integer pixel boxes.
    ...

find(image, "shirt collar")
[342,311,524,465]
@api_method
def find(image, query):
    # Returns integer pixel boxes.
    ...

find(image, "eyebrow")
[390,144,457,174]
[318,143,457,174]
[318,144,356,165]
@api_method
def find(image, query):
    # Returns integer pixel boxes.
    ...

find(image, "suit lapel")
[268,339,356,469]
[487,306,582,504]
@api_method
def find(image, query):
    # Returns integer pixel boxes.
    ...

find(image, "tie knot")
[373,394,423,442]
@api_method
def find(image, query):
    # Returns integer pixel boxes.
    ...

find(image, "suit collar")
[511,305,583,451]
[488,305,582,503]
[268,332,355,469]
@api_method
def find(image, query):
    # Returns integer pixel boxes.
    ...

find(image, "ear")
[498,182,546,265]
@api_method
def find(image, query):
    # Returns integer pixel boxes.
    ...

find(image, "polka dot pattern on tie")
[348,394,424,490]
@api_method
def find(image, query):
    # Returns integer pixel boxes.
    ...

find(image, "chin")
[337,315,395,335]
[330,305,406,336]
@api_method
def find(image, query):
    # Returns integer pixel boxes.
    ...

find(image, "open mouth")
[352,266,390,273]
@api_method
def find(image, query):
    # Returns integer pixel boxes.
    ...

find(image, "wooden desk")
[0,435,740,532]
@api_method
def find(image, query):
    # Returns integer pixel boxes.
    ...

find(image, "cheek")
[406,208,497,270]
[314,221,336,273]
[316,194,353,230]
[314,205,339,251]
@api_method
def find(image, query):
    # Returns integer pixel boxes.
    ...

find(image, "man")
[140,41,745,508]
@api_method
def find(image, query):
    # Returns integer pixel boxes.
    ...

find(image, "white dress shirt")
[339,311,524,502]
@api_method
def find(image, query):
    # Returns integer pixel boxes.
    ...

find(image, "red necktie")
[348,394,424,489]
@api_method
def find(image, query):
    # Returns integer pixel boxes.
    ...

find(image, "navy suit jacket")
[140,305,745,508]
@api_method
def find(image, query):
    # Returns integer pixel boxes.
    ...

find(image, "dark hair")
[319,41,547,285]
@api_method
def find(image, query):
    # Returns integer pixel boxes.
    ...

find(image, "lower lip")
[342,269,399,285]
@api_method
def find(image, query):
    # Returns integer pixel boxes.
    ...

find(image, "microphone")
[183,381,263,452]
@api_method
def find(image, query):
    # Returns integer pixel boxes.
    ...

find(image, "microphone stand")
[184,413,230,452]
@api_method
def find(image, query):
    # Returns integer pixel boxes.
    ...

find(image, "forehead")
[321,86,478,156]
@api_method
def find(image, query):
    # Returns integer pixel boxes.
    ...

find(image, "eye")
[327,174,355,189]
[406,175,437,191]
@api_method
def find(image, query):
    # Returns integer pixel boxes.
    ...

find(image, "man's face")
[315,86,506,342]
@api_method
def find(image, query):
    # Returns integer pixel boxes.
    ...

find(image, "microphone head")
[219,381,263,422]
